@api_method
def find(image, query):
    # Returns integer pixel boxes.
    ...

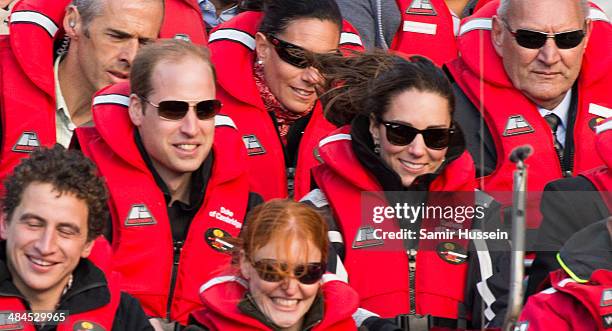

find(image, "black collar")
[238,291,324,330]
[134,130,212,209]
[0,242,110,315]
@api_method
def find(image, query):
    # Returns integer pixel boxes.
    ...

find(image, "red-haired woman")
[188,200,361,330]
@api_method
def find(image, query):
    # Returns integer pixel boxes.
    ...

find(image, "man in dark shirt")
[0,146,152,331]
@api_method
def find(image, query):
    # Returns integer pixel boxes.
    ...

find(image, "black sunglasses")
[502,20,586,49]
[140,96,221,121]
[252,259,326,285]
[381,121,454,150]
[266,34,313,69]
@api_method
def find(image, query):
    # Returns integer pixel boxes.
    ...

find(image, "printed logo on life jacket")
[603,314,612,329]
[436,242,468,264]
[589,117,606,132]
[503,115,535,136]
[242,135,266,156]
[352,226,384,249]
[73,320,105,331]
[602,289,612,307]
[124,204,157,226]
[512,321,529,331]
[406,0,437,16]
[12,132,41,153]
[0,312,23,330]
[205,228,234,253]
[209,206,242,229]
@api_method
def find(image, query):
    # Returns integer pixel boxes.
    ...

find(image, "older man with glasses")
[445,0,612,234]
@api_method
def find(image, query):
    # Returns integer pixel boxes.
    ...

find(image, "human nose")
[537,38,562,65]
[179,107,199,137]
[280,276,299,295]
[407,133,428,156]
[119,39,140,69]
[34,228,57,255]
[301,66,324,86]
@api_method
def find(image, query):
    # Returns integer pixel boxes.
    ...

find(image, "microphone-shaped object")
[504,144,532,331]
[509,145,533,163]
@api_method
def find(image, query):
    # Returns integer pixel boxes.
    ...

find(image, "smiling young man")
[75,39,261,329]
[445,0,612,229]
[0,146,153,331]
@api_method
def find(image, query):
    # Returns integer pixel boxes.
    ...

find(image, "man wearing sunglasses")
[445,0,612,230]
[75,40,261,329]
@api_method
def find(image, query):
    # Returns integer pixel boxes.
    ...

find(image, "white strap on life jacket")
[10,11,59,37]
[209,28,256,50]
[459,18,492,36]
[319,133,351,148]
[93,94,130,107]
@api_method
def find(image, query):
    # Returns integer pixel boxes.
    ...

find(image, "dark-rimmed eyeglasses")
[139,96,222,121]
[266,34,313,69]
[501,20,586,49]
[381,121,454,150]
[252,259,326,285]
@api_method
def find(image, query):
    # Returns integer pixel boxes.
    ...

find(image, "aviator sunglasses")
[381,121,455,150]
[139,96,222,121]
[502,20,586,49]
[252,259,326,285]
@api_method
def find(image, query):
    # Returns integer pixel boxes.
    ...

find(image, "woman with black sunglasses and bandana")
[207,0,364,202]
[300,52,511,330]
[188,199,360,330]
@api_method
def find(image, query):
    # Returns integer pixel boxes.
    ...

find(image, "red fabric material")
[208,11,364,200]
[76,83,250,324]
[445,1,612,227]
[519,269,612,331]
[191,275,359,330]
[312,126,476,319]
[0,269,122,330]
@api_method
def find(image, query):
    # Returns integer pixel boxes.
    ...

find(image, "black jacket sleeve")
[111,293,154,331]
[463,192,510,328]
[450,83,497,178]
[526,176,609,297]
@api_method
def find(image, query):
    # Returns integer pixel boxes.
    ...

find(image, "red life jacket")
[207,11,363,201]
[0,0,207,193]
[390,0,493,66]
[190,274,359,330]
[445,1,612,227]
[75,83,250,324]
[159,0,208,44]
[581,118,612,211]
[0,267,122,331]
[311,126,478,320]
[518,269,612,331]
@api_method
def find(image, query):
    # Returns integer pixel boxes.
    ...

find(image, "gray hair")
[70,0,164,36]
[70,0,105,34]
[497,0,590,21]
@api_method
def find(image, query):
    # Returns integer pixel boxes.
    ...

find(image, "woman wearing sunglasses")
[188,199,360,330]
[301,53,510,329]
[207,0,363,201]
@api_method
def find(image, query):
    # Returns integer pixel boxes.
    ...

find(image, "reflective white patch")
[199,275,247,293]
[300,189,328,208]
[403,20,437,35]
[209,29,256,50]
[589,103,612,119]
[459,18,492,35]
[93,94,129,107]
[10,11,58,37]
[319,133,351,148]
[340,32,363,46]
[214,115,237,129]
[589,7,610,22]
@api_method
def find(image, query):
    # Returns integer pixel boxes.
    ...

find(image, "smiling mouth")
[175,144,199,151]
[291,87,315,97]
[400,159,426,171]
[27,255,57,267]
[271,297,300,308]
